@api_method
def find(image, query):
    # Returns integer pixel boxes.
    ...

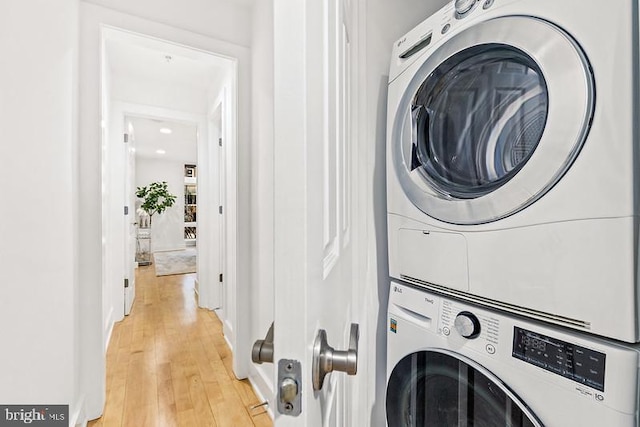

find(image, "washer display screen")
[512,327,606,392]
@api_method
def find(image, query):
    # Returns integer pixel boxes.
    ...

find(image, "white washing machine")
[386,0,640,342]
[386,282,640,426]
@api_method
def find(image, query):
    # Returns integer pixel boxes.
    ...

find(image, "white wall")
[136,157,187,252]
[0,0,84,424]
[84,0,253,47]
[356,1,449,425]
[248,0,275,406]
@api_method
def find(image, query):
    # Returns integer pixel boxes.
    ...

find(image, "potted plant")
[135,181,177,265]
[136,181,177,227]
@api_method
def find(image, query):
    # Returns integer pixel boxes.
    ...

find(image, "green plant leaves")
[136,181,177,217]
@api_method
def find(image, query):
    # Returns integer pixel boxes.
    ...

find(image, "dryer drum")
[412,44,549,199]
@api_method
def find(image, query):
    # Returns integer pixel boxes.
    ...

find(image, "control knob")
[454,311,481,339]
[455,0,476,16]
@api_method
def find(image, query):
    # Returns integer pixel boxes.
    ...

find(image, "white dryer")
[386,0,640,342]
[386,282,640,426]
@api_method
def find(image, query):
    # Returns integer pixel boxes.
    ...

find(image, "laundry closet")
[384,0,640,425]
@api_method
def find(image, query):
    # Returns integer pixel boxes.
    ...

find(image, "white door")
[124,119,136,315]
[273,0,358,425]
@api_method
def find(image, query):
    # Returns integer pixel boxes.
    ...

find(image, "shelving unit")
[184,164,197,246]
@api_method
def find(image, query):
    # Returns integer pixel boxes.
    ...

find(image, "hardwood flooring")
[88,265,273,427]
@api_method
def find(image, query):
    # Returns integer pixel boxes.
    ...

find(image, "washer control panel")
[439,299,500,355]
[454,311,481,338]
[512,327,606,392]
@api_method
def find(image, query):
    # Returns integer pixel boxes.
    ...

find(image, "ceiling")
[105,28,233,164]
[106,37,229,93]
[128,116,198,163]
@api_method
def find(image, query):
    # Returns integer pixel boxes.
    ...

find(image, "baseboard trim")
[70,394,86,427]
[248,364,274,420]
[104,307,114,350]
[223,319,234,351]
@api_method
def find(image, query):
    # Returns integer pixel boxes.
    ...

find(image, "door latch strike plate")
[277,359,302,416]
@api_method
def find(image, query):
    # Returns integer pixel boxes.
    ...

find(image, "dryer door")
[386,349,543,427]
[391,16,594,224]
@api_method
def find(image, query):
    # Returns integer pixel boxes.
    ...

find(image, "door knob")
[251,322,274,364]
[312,323,359,391]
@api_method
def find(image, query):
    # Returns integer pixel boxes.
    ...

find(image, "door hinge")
[219,137,223,147]
[219,273,223,283]
[124,133,129,143]
[124,206,129,215]
[219,205,223,215]
[124,278,129,288]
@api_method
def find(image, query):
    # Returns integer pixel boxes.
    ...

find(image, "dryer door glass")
[386,350,541,427]
[412,44,547,199]
[391,16,594,224]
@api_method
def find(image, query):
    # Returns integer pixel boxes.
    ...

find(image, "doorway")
[101,27,238,360]
[126,116,199,310]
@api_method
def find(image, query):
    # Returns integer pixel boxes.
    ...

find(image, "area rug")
[153,248,197,276]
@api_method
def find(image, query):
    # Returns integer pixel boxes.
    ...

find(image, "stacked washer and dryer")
[385,0,640,425]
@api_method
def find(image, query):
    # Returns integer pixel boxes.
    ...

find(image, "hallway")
[89,266,272,427]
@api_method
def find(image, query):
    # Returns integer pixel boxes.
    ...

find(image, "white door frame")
[99,22,246,370]
[123,116,136,316]
[106,99,209,309]
[207,99,225,314]
[101,24,239,321]
[82,4,253,418]
[101,24,241,313]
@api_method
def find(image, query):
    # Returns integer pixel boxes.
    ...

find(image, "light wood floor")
[88,265,273,427]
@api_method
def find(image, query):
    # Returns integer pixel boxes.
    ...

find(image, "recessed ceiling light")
[160,127,172,134]
[156,149,166,155]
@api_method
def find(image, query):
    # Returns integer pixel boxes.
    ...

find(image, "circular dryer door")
[391,16,594,224]
[386,350,543,427]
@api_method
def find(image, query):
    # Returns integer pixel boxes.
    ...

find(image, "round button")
[454,311,481,339]
[483,0,494,9]
[486,344,496,354]
[441,23,451,35]
[442,326,451,336]
[455,0,476,15]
